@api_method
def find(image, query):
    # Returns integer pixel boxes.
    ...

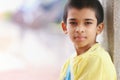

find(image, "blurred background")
[1,0,119,79]
[0,0,75,80]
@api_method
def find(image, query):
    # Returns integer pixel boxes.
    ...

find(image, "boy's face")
[62,8,104,48]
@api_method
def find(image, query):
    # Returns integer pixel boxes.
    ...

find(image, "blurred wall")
[114,0,120,79]
[103,0,120,79]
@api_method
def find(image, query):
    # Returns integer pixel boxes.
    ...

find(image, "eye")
[85,22,93,25]
[69,22,78,26]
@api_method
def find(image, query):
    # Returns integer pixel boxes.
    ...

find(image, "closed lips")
[74,36,87,41]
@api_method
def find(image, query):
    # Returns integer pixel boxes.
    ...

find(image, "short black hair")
[63,0,104,25]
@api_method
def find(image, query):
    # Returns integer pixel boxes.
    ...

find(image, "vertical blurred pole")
[104,0,120,79]
[114,0,120,79]
[105,0,114,60]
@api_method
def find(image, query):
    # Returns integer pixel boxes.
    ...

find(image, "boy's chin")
[74,42,87,48]
[75,42,96,49]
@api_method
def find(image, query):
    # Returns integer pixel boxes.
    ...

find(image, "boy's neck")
[75,46,90,56]
[75,43,96,56]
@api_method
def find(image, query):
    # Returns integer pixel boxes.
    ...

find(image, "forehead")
[67,8,97,21]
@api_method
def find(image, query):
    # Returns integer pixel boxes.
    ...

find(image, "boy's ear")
[96,23,104,35]
[61,21,68,34]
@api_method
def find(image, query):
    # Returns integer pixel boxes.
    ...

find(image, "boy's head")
[61,0,104,50]
[63,0,104,25]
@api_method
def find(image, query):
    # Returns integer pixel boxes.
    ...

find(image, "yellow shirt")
[60,43,117,80]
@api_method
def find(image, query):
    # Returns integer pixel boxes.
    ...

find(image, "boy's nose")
[76,26,85,33]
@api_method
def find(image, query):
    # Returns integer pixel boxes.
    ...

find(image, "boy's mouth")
[74,36,87,41]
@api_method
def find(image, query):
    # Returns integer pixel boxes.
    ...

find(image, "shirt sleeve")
[77,55,117,80]
[59,59,70,80]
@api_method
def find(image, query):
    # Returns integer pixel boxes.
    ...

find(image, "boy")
[60,0,117,80]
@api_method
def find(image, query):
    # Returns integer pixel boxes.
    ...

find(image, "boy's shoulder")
[91,44,110,58]
[88,44,112,64]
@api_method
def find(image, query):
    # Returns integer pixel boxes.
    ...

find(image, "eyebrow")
[68,18,95,21]
[68,18,76,21]
[85,19,94,21]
